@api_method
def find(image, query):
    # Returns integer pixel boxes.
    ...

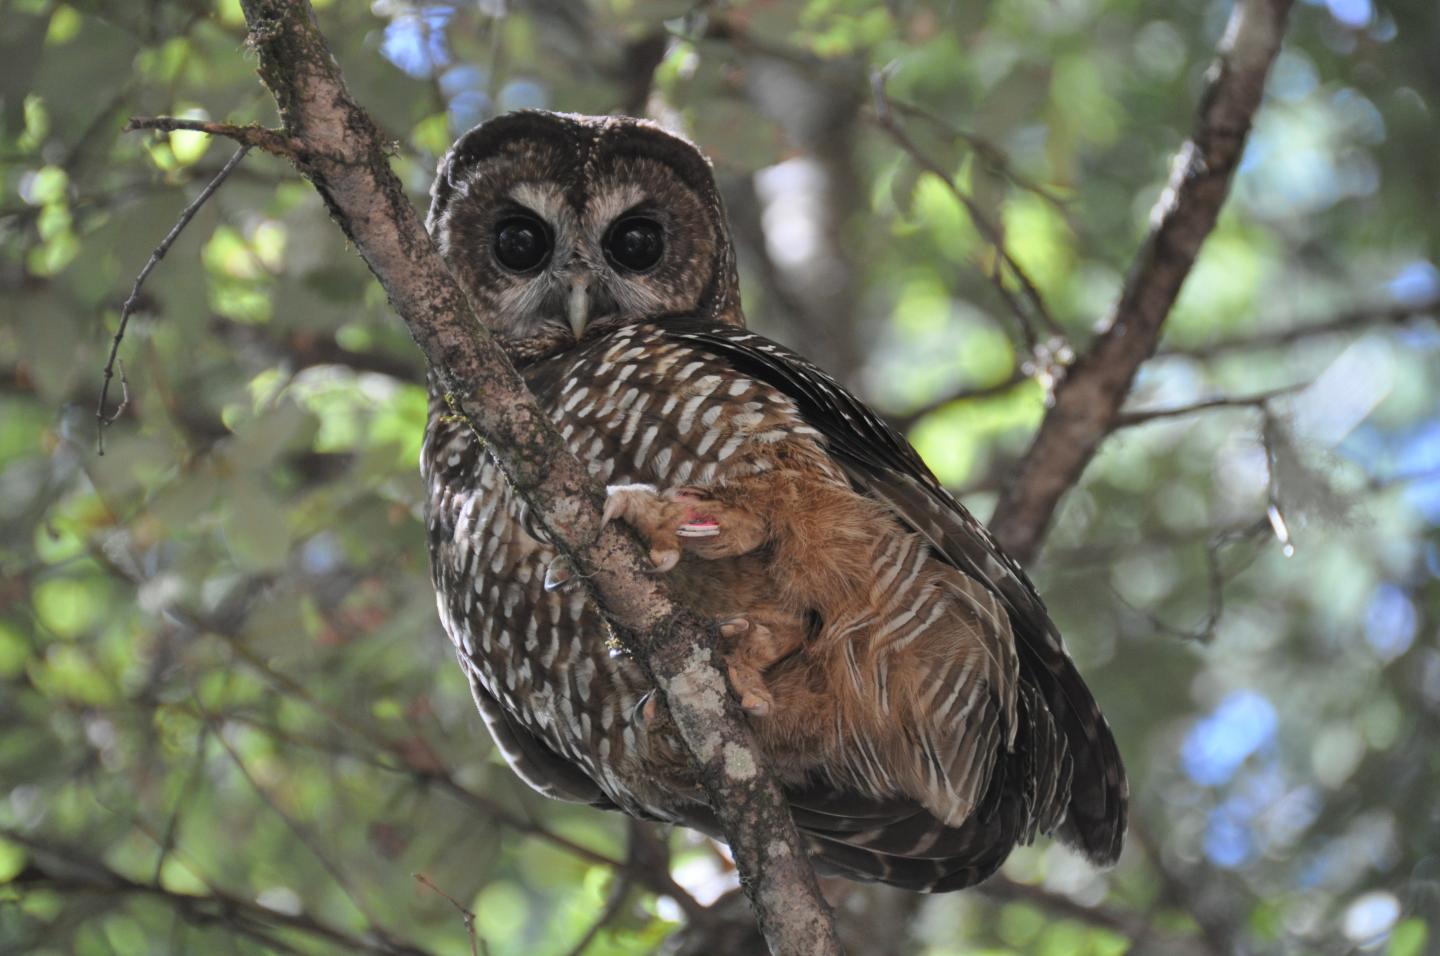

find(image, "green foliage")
[3,0,1438,953]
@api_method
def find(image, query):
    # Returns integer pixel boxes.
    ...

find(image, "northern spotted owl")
[422,111,1126,891]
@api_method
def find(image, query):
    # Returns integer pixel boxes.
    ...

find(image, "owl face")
[428,112,741,349]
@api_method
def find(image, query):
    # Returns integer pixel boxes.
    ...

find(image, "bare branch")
[890,369,1031,433]
[413,872,489,956]
[96,144,250,454]
[1113,382,1306,427]
[125,116,302,159]
[871,71,1067,357]
[990,0,1295,563]
[90,541,710,920]
[1163,295,1440,358]
[2,828,433,956]
[204,704,392,936]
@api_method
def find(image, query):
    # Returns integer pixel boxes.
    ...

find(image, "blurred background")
[2,1,1438,953]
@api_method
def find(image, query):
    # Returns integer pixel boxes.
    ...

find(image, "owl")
[422,110,1127,891]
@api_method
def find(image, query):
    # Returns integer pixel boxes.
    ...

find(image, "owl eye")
[604,217,664,272]
[493,216,551,273]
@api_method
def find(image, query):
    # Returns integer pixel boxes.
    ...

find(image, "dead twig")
[96,144,250,454]
[413,872,490,956]
[872,69,1069,363]
[1113,382,1306,427]
[125,116,302,159]
[1163,295,1440,358]
[3,828,433,956]
[204,703,394,938]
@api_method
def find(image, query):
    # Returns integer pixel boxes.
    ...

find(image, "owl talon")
[544,558,576,592]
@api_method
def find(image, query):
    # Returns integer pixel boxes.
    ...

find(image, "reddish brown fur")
[612,437,1007,823]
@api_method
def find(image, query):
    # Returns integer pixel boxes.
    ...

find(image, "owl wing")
[456,652,619,808]
[658,319,1127,875]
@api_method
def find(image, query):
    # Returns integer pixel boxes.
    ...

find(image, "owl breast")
[421,323,818,816]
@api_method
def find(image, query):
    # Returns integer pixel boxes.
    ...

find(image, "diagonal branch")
[125,116,303,159]
[989,0,1295,563]
[3,828,431,956]
[227,2,840,953]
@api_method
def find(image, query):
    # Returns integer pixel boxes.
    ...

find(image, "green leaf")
[1388,920,1428,956]
[0,838,26,883]
[32,577,102,640]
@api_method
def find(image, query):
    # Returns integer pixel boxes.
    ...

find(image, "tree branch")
[1112,382,1305,427]
[3,828,431,956]
[889,369,1031,432]
[990,0,1295,563]
[125,116,303,159]
[1162,295,1440,358]
[228,2,839,952]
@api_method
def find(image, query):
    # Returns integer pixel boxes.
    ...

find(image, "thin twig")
[1162,295,1440,358]
[560,873,633,956]
[413,872,489,956]
[3,828,432,956]
[881,97,1077,214]
[1113,382,1306,427]
[1106,518,1270,644]
[87,539,708,920]
[890,369,1031,432]
[203,703,393,937]
[96,144,250,454]
[125,116,302,158]
[871,69,1068,350]
[151,720,213,885]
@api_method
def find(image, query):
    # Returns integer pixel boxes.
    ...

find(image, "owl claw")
[544,558,576,592]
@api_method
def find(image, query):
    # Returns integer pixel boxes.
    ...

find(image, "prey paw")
[603,484,682,571]
[602,483,765,571]
[719,617,775,717]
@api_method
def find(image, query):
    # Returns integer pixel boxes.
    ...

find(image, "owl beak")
[567,277,592,340]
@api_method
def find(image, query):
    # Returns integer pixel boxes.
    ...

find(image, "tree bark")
[229,2,841,953]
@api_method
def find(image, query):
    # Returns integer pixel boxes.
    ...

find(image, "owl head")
[428,111,743,352]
